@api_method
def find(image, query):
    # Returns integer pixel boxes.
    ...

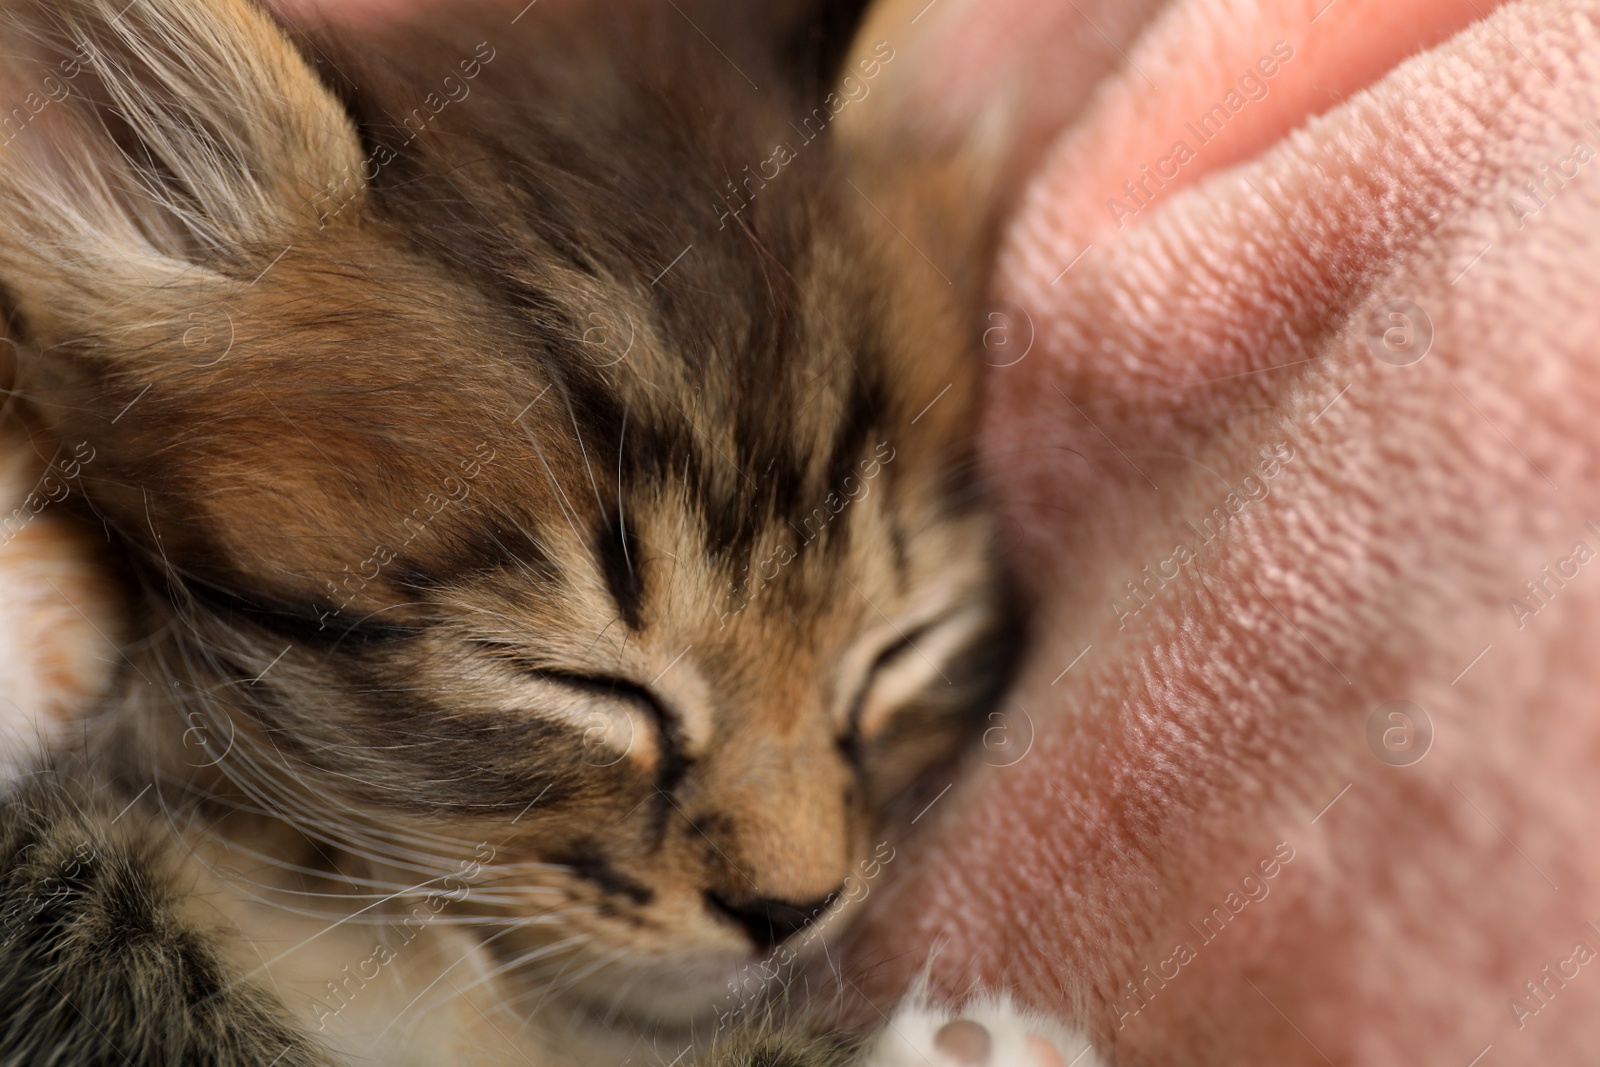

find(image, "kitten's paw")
[0,428,119,784]
[865,995,1102,1067]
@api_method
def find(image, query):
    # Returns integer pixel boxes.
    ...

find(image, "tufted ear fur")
[0,0,473,593]
[0,0,362,346]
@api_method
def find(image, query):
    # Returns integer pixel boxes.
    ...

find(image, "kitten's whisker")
[374,930,595,1042]
[476,499,556,578]
[497,940,623,1018]
[564,387,610,533]
[230,874,564,980]
[520,416,599,567]
[615,401,634,584]
[448,930,602,1003]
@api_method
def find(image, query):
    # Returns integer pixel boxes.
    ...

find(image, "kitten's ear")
[832,2,1015,315]
[0,0,362,341]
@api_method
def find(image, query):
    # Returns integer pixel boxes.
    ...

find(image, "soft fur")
[0,354,119,782]
[0,0,1039,1062]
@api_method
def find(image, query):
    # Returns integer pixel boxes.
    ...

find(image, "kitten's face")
[0,0,1012,1024]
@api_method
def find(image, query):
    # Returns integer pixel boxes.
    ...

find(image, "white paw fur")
[865,994,1104,1067]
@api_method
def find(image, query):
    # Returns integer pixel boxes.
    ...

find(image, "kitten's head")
[0,0,1014,1023]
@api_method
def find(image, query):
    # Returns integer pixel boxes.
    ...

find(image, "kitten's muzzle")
[704,888,841,952]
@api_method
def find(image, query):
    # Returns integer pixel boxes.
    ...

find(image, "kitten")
[0,349,121,781]
[0,0,1087,1062]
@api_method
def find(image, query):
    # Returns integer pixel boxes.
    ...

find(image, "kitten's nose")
[705,890,841,951]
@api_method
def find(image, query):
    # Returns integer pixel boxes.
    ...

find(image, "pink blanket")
[838,0,1600,1062]
[9,0,1599,1061]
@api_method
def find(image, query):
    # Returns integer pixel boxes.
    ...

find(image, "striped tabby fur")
[0,0,1016,1061]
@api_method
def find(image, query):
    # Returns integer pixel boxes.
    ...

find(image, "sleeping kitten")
[0,0,1095,1062]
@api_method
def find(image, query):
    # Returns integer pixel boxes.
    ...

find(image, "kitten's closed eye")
[0,0,1021,1058]
[470,640,677,724]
